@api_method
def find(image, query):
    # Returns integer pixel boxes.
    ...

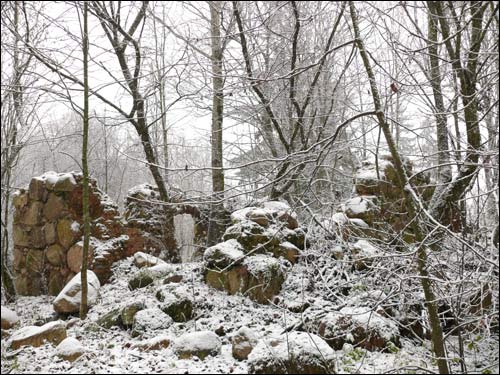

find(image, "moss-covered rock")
[44,222,58,245]
[223,221,273,253]
[26,249,45,273]
[121,302,145,327]
[157,288,194,322]
[128,270,155,290]
[12,190,29,209]
[204,239,245,269]
[97,308,122,329]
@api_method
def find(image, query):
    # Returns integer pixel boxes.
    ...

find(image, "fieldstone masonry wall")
[123,184,211,262]
[12,172,126,296]
[12,173,213,296]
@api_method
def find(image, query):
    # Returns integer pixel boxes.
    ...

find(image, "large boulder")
[156,287,194,322]
[205,254,286,304]
[243,255,287,304]
[67,241,94,273]
[132,308,174,337]
[128,263,175,290]
[350,240,380,271]
[97,308,122,329]
[9,321,67,349]
[316,307,400,351]
[173,331,222,359]
[248,331,336,374]
[1,307,19,329]
[120,302,145,327]
[342,196,379,226]
[53,271,100,314]
[204,239,245,269]
[56,337,85,362]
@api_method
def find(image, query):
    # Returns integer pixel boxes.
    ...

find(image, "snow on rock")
[204,239,245,269]
[247,331,336,374]
[329,212,349,226]
[173,331,222,360]
[53,271,100,314]
[342,196,380,226]
[243,254,283,279]
[246,208,271,227]
[355,158,393,181]
[260,201,298,229]
[318,306,400,351]
[343,196,370,215]
[148,263,176,277]
[133,251,166,268]
[349,218,370,228]
[351,239,381,270]
[70,221,80,232]
[231,201,298,229]
[1,306,19,329]
[232,326,258,360]
[33,171,78,192]
[242,255,287,304]
[9,320,67,349]
[271,241,300,264]
[130,334,172,351]
[128,263,175,290]
[126,183,160,200]
[56,337,85,362]
[230,207,256,224]
[156,286,194,322]
[132,307,174,336]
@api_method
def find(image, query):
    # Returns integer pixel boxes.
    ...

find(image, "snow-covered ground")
[1,252,498,374]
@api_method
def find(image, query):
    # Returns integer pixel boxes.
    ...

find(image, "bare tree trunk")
[80,0,90,320]
[80,1,90,320]
[90,1,179,261]
[207,0,225,245]
[427,1,485,225]
[1,0,23,301]
[349,3,450,373]
[427,9,455,228]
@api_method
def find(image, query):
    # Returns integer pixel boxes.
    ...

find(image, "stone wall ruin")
[12,172,126,296]
[11,173,212,296]
[323,155,461,244]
